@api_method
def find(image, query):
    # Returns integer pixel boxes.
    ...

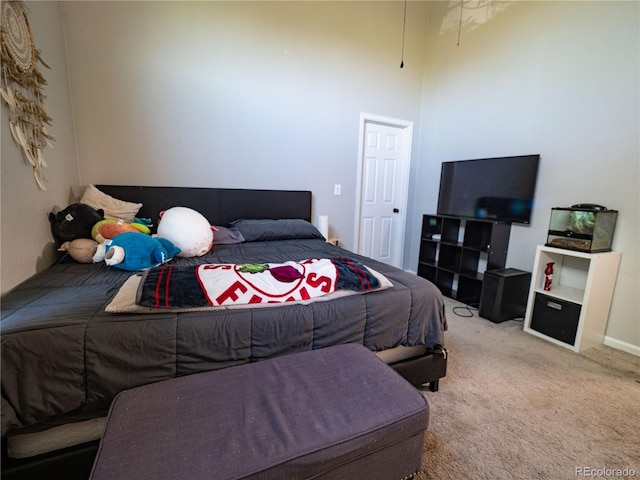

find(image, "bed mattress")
[1,238,446,440]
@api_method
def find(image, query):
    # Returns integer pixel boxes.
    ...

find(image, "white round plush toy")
[156,207,214,257]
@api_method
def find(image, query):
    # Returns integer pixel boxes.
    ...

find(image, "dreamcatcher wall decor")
[1,0,54,190]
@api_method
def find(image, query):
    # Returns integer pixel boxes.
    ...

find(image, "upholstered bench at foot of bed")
[89,343,430,480]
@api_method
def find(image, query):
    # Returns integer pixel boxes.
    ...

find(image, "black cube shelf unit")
[417,214,511,306]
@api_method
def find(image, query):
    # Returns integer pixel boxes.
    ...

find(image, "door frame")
[354,113,413,267]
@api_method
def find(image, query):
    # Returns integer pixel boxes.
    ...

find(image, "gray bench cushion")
[90,343,429,480]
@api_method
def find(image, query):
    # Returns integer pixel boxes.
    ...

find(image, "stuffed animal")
[93,232,181,271]
[156,207,215,257]
[58,238,100,263]
[49,203,104,245]
[91,218,151,243]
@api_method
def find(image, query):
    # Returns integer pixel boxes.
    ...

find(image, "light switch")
[334,184,341,196]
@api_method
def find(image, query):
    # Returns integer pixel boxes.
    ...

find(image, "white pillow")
[80,185,142,222]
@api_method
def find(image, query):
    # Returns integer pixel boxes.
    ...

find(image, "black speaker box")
[479,268,531,323]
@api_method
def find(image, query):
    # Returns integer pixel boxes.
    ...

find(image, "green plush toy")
[92,218,151,243]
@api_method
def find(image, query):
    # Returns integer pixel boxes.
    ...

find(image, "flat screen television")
[437,154,540,224]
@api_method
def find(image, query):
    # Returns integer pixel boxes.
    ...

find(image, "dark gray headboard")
[97,186,312,227]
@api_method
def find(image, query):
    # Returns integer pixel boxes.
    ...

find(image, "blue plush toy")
[94,232,181,271]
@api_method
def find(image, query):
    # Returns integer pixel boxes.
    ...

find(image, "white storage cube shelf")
[523,246,621,352]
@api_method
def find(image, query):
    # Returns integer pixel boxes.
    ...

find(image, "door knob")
[393,208,399,213]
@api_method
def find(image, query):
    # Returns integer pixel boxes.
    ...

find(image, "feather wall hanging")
[1,0,54,190]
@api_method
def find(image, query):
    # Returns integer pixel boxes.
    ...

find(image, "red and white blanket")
[105,258,392,313]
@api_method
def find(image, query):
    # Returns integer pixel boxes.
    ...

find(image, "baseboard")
[603,336,640,357]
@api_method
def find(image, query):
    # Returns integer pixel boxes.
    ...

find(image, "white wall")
[1,1,80,294]
[412,1,639,353]
[60,1,428,251]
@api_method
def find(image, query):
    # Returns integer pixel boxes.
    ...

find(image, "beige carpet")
[416,298,640,480]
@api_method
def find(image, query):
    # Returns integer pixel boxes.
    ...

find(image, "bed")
[1,186,447,480]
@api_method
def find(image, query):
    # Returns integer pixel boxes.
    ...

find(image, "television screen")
[437,154,540,224]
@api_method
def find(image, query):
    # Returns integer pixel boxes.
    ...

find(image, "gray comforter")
[1,239,446,437]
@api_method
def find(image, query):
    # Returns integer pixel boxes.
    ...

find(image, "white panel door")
[356,116,411,268]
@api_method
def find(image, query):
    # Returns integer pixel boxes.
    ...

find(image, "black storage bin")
[530,293,581,346]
